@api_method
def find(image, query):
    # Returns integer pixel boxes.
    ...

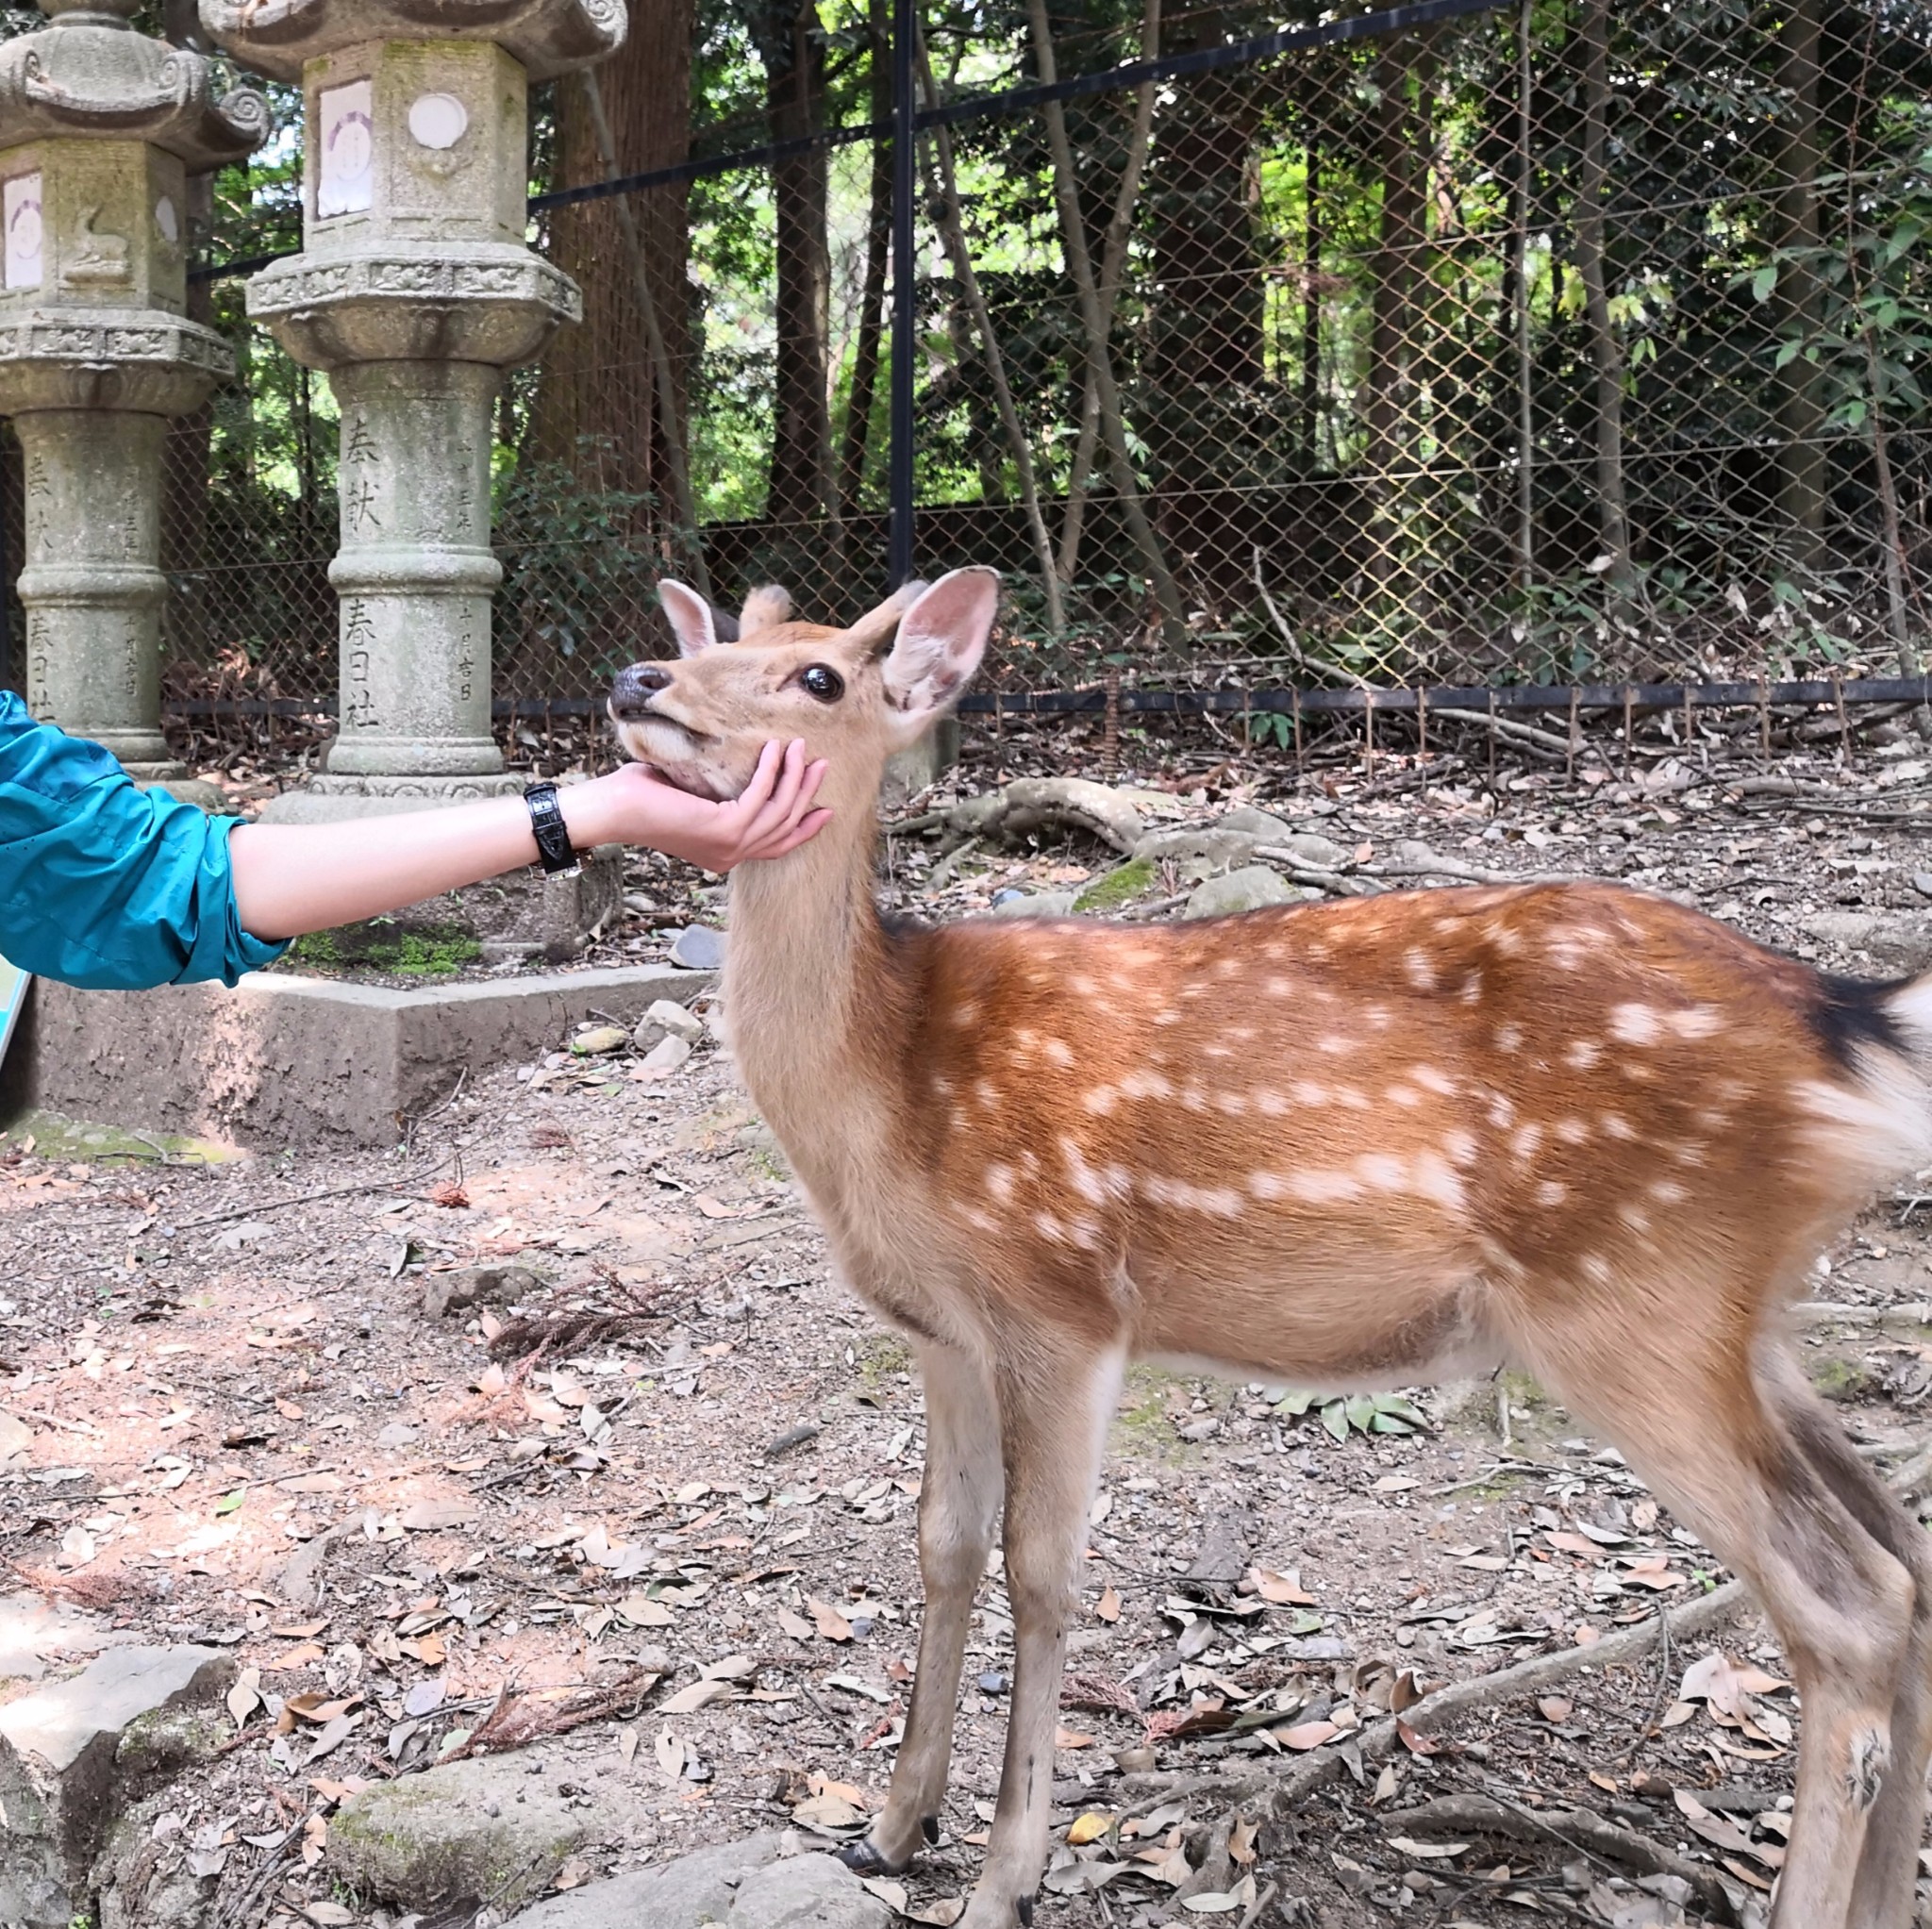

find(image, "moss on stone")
[292,920,481,979]
[1074,856,1157,913]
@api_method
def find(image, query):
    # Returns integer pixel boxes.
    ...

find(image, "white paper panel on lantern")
[4,174,42,290]
[317,80,375,219]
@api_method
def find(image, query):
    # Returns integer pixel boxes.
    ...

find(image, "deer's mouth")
[609,707,739,803]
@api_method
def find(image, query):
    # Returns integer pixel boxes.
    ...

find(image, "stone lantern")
[202,0,625,822]
[0,0,265,792]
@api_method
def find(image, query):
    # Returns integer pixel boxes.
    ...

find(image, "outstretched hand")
[564,739,831,873]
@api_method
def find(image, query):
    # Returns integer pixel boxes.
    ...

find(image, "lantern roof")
[200,0,625,87]
[0,0,267,173]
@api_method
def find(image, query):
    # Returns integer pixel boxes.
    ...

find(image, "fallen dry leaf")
[807,1595,854,1642]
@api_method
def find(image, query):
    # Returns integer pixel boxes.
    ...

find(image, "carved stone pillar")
[0,0,265,795]
[202,0,626,821]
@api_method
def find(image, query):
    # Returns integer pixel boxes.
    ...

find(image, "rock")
[1183,866,1295,919]
[0,1645,231,1929]
[325,1754,610,1915]
[502,1835,891,1929]
[634,998,704,1052]
[1796,911,1932,973]
[422,1264,541,1322]
[638,1033,693,1076]
[671,925,727,971]
[990,890,1079,920]
[1218,806,1294,840]
[570,1024,630,1056]
[0,1408,31,1465]
[950,776,1144,855]
[1270,830,1351,871]
[1131,826,1259,875]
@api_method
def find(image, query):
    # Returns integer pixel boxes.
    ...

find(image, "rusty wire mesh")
[129,0,1932,738]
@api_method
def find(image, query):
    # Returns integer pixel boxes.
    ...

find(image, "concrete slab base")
[8,962,715,1151]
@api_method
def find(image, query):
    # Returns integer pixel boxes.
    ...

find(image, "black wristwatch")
[525,782,581,877]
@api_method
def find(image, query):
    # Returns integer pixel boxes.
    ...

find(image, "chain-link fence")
[59,0,1932,733]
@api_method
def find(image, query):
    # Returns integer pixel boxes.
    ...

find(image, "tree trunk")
[1056,0,1160,584]
[915,35,1066,633]
[1026,0,1181,640]
[838,0,891,522]
[758,0,836,532]
[530,0,694,532]
[1363,38,1432,637]
[1573,0,1636,609]
[1774,0,1827,575]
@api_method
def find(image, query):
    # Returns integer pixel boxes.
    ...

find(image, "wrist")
[553,775,617,854]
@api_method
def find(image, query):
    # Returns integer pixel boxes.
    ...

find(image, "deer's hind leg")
[1759,1348,1932,1929]
[841,1340,1003,1877]
[1521,1317,1917,1929]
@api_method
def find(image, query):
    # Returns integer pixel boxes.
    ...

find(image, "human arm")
[226,737,828,940]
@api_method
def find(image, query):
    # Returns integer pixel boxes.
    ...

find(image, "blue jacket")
[0,690,288,990]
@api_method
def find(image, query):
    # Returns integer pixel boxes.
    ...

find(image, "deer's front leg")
[841,1341,1002,1875]
[967,1341,1124,1929]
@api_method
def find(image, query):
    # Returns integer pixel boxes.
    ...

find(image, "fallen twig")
[1381,1793,1735,1919]
[177,1165,442,1230]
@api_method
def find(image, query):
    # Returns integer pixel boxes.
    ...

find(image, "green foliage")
[292,923,482,979]
[1273,1388,1428,1440]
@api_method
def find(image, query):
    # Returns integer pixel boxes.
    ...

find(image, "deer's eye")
[800,664,844,703]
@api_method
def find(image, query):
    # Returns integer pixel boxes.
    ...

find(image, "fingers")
[728,739,785,821]
[759,805,833,858]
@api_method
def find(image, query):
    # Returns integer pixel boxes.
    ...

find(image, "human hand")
[562,739,830,873]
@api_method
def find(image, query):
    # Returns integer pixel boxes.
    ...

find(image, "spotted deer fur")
[611,567,1932,1929]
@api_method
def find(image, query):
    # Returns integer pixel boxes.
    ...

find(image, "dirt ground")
[8,708,1932,1929]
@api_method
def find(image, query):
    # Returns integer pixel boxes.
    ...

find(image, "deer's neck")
[722,797,908,1196]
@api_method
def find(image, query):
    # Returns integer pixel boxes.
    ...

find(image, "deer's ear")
[881,568,998,737]
[739,585,793,639]
[658,580,719,657]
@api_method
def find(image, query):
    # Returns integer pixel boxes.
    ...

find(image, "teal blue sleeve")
[0,690,290,990]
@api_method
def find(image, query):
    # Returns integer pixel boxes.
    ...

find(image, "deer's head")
[608,570,1000,807]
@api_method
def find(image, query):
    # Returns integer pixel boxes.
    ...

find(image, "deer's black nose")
[610,661,672,718]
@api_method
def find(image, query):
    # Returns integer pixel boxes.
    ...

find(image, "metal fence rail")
[48,0,1932,736]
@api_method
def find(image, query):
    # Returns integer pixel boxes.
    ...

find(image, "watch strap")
[525,782,581,876]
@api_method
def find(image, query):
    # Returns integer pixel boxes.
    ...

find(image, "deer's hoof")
[837,1838,898,1877]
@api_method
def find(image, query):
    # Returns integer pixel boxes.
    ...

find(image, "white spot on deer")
[1288,1169,1368,1205]
[1566,1039,1602,1071]
[1317,1036,1348,1055]
[1338,1086,1370,1110]
[1181,1087,1208,1111]
[952,1001,981,1028]
[1230,1025,1256,1042]
[974,1078,1000,1108]
[1060,1139,1108,1206]
[956,1204,999,1234]
[1367,1006,1393,1029]
[1443,1128,1479,1167]
[1042,1038,1075,1068]
[1610,1004,1662,1047]
[1555,1117,1590,1145]
[1213,1091,1250,1115]
[1387,1085,1421,1107]
[1357,1153,1409,1192]
[1537,1180,1568,1206]
[1619,1203,1652,1233]
[1512,1122,1545,1162]
[1120,1070,1174,1101]
[1265,976,1292,997]
[1458,973,1484,1005]
[1153,1009,1182,1027]
[1248,1172,1288,1201]
[1068,1216,1102,1252]
[1256,1089,1289,1116]
[1083,1085,1119,1116]
[1600,1112,1636,1139]
[1488,1091,1516,1129]
[1070,976,1099,998]
[1143,1176,1242,1216]
[1650,1178,1689,1204]
[985,1163,1016,1205]
[1405,950,1438,991]
[1668,1006,1724,1039]
[1034,1210,1069,1244]
[933,1075,954,1099]
[1580,1254,1612,1285]
[1291,1081,1329,1106]
[1412,1065,1456,1096]
[1672,1144,1707,1167]
[1495,1023,1524,1053]
[1488,925,1525,958]
[1412,1151,1467,1211]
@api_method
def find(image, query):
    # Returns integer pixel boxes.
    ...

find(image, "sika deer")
[611,568,1932,1929]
